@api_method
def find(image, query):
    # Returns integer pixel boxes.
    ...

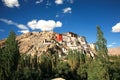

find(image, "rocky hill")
[0,31,97,57]
[108,47,120,56]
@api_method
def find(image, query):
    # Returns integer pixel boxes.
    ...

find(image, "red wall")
[56,34,62,42]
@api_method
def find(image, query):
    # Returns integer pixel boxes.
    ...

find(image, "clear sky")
[0,0,120,48]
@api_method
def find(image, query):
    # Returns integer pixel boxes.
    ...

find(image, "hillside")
[0,31,96,57]
[1,31,119,56]
[108,47,120,56]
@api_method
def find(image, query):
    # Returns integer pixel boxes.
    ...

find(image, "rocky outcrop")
[0,31,96,57]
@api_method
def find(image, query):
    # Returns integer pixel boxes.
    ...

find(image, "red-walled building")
[56,34,63,42]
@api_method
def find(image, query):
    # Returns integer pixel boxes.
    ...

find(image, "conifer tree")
[96,26,108,58]
[3,31,20,79]
[92,26,109,80]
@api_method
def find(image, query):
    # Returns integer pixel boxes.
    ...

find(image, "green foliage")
[77,53,87,80]
[90,26,110,80]
[16,54,42,80]
[67,50,80,72]
[40,53,52,78]
[0,31,20,80]
[5,31,20,71]
[109,56,120,80]
[55,61,71,79]
[0,48,4,80]
[49,52,60,73]
[96,26,108,58]
[87,58,109,80]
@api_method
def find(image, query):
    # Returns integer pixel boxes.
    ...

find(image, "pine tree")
[3,31,20,79]
[96,26,108,58]
[93,26,109,80]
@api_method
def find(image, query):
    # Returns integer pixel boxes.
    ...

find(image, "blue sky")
[0,0,120,48]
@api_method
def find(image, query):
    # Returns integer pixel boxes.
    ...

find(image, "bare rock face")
[16,31,57,56]
[0,31,96,57]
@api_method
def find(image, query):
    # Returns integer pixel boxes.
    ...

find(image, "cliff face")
[0,31,96,57]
